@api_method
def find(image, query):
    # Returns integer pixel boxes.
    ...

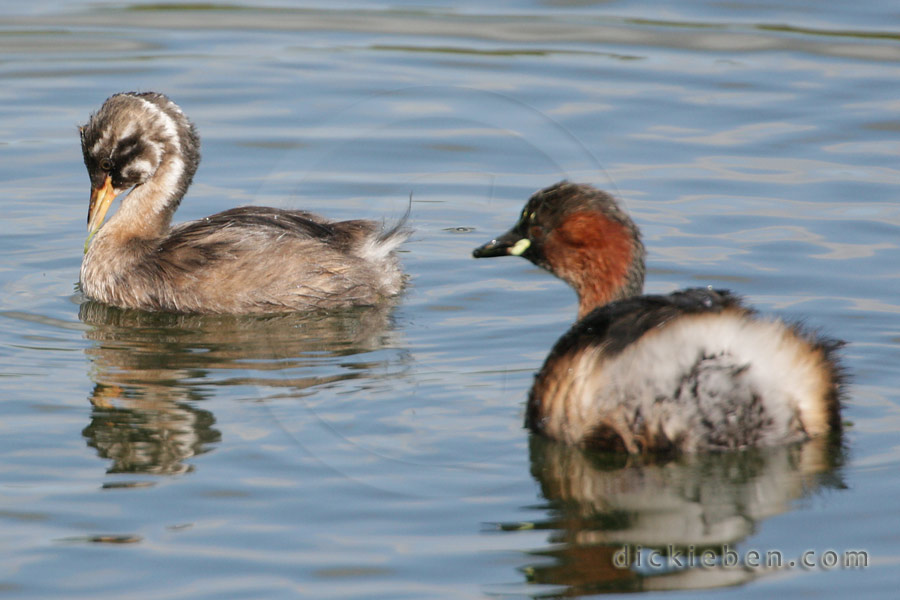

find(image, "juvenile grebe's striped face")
[80,93,181,194]
[80,92,198,241]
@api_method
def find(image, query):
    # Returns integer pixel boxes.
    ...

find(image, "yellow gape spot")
[510,238,531,256]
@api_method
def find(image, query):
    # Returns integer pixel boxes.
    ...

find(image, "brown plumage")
[474,181,843,453]
[79,92,409,314]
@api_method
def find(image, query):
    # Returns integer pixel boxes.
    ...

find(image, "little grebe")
[473,181,842,453]
[79,92,409,313]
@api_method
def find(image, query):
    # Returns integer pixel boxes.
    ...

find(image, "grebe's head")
[473,181,646,317]
[80,92,200,240]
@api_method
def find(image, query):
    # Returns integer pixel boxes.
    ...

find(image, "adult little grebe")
[79,92,408,313]
[473,181,842,453]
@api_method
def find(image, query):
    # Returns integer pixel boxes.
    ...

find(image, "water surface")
[1,1,899,598]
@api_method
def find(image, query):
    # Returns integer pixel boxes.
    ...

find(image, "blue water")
[1,1,899,598]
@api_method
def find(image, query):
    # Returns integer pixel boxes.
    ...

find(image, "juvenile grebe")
[473,181,842,453]
[79,92,409,314]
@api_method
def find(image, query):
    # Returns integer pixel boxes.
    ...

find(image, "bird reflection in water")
[84,381,218,476]
[79,299,401,476]
[494,435,845,595]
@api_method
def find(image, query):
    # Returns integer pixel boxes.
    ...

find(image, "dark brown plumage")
[474,182,843,453]
[79,92,409,314]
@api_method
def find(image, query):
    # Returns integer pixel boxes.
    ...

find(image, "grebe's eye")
[99,157,113,172]
[529,225,543,240]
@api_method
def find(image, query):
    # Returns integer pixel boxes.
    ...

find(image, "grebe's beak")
[85,175,116,252]
[473,229,530,258]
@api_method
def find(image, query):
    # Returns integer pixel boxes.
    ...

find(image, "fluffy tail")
[366,198,412,260]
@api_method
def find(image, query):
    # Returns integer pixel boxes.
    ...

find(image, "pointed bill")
[85,175,116,252]
[472,228,529,258]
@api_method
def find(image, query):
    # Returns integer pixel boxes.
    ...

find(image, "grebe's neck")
[569,260,644,320]
[103,153,188,241]
[574,279,634,320]
[544,210,646,319]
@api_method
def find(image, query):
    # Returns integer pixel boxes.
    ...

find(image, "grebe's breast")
[527,288,842,453]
